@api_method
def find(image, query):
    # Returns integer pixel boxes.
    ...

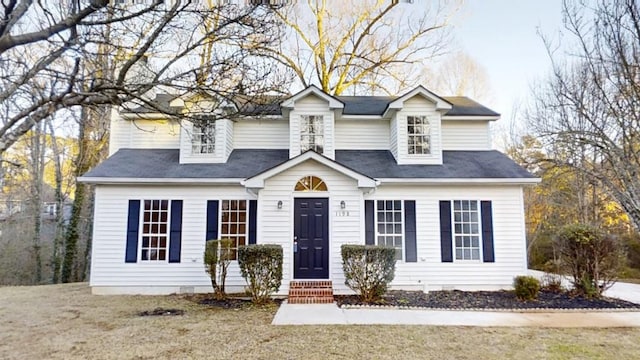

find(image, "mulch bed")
[199,297,252,309]
[335,290,640,310]
[181,293,283,309]
[138,308,185,316]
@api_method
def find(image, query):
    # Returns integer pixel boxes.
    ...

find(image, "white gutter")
[78,177,244,185]
[120,113,173,120]
[376,178,541,185]
[441,115,500,121]
[338,115,386,120]
[79,176,539,186]
[234,115,283,120]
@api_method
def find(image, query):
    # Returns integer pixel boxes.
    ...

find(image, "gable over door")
[293,198,329,279]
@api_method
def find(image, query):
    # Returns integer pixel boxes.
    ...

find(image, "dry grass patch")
[1,284,640,359]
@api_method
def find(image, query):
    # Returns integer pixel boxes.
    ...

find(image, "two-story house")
[80,85,538,295]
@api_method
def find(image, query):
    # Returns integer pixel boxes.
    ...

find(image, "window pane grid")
[407,116,431,155]
[453,200,480,260]
[220,200,248,260]
[300,115,324,154]
[294,175,328,191]
[375,200,403,260]
[141,199,169,261]
[191,123,215,154]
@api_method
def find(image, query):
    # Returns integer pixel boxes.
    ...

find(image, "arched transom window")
[294,176,328,191]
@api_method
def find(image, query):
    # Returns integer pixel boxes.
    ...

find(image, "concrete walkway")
[272,303,640,327]
[273,273,640,327]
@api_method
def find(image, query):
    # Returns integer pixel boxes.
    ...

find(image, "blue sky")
[451,0,564,124]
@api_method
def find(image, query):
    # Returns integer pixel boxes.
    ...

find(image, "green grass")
[1,283,640,359]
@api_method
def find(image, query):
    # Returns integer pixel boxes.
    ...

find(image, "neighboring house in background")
[0,186,72,223]
[79,85,539,296]
[0,200,23,220]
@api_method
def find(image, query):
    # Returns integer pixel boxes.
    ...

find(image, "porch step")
[288,280,334,304]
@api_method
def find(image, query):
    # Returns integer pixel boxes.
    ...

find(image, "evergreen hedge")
[237,244,283,304]
[513,275,540,301]
[341,244,397,303]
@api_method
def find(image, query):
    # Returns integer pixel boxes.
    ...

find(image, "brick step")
[288,280,334,304]
[288,297,334,304]
[288,289,334,297]
[289,280,333,289]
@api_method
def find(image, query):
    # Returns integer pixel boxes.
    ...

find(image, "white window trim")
[218,199,249,261]
[138,199,171,263]
[450,199,483,262]
[294,175,328,192]
[374,199,405,262]
[300,114,325,154]
[407,115,432,156]
[191,121,216,155]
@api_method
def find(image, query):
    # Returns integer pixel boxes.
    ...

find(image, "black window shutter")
[206,200,219,241]
[439,200,453,262]
[168,200,183,263]
[365,200,374,245]
[404,200,417,262]
[125,200,140,263]
[249,200,257,244]
[481,200,495,263]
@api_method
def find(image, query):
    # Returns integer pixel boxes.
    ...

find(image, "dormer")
[174,93,235,164]
[281,85,344,160]
[385,86,452,165]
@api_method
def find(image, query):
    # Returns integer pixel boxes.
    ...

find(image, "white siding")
[234,119,289,149]
[113,119,181,150]
[394,96,443,165]
[441,120,492,150]
[258,160,362,294]
[90,185,255,294]
[390,116,398,160]
[223,119,234,161]
[108,108,130,155]
[90,180,528,294]
[335,120,389,149]
[289,94,335,159]
[365,184,527,291]
[129,119,180,149]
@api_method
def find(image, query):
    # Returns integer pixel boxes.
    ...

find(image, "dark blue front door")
[294,198,329,279]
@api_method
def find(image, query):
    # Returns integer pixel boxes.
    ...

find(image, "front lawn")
[1,284,640,359]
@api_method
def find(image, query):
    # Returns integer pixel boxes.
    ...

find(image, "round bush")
[513,275,540,301]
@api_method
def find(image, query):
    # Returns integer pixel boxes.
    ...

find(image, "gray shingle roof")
[335,150,534,179]
[442,97,500,116]
[125,94,180,114]
[123,93,499,117]
[335,96,394,115]
[82,149,533,180]
[334,96,499,117]
[83,149,289,179]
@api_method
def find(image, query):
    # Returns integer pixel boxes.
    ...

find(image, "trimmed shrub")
[237,244,283,304]
[555,224,625,298]
[341,244,397,303]
[203,239,233,300]
[513,275,540,301]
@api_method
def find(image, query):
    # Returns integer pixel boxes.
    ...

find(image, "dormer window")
[407,116,431,155]
[191,122,215,154]
[300,115,324,154]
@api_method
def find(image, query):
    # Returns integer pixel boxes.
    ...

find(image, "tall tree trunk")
[47,120,65,284]
[61,107,90,283]
[81,193,95,281]
[30,122,45,284]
